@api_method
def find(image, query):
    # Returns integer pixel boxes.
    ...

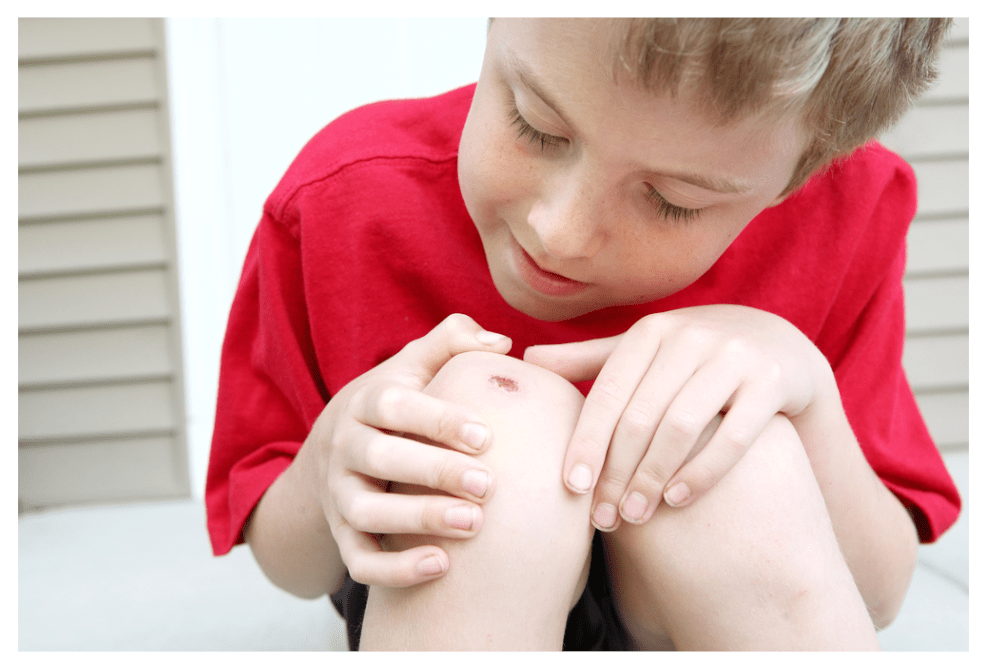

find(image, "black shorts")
[329,530,631,650]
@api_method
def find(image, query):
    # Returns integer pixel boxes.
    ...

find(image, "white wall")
[164,18,489,498]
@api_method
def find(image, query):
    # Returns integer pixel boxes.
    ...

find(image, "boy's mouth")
[511,238,589,297]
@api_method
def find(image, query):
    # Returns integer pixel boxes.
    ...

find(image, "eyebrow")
[505,51,753,196]
[507,52,576,130]
[658,170,752,195]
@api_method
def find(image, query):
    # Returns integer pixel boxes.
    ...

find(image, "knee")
[613,415,844,607]
[387,351,594,608]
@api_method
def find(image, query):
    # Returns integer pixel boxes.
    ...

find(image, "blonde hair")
[614,18,952,194]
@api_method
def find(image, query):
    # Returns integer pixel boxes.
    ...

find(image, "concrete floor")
[19,452,969,651]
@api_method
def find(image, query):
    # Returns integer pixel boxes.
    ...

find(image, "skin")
[360,351,878,650]
[245,314,514,596]
[361,351,594,649]
[460,18,917,627]
[458,19,804,322]
[244,18,920,648]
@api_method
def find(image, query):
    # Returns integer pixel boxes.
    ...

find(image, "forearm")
[791,381,919,629]
[243,440,346,599]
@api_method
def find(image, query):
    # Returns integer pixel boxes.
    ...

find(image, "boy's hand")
[302,314,511,587]
[523,305,833,531]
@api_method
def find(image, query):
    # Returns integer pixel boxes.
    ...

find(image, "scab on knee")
[428,351,583,418]
[488,375,519,392]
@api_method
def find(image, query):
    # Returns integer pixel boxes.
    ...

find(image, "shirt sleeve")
[817,153,961,543]
[205,210,329,556]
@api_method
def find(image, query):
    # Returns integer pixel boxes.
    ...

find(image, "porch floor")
[18,452,968,651]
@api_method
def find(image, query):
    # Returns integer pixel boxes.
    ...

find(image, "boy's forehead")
[497,20,725,117]
[495,19,807,151]
[503,18,813,130]
[501,19,624,72]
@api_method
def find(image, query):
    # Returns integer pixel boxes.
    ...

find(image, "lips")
[511,238,589,297]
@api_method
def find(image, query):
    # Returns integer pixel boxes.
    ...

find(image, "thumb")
[523,335,622,383]
[391,314,512,387]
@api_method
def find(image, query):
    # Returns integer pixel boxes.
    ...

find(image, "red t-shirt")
[206,84,960,555]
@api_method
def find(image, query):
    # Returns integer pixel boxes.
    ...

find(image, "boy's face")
[458,19,807,322]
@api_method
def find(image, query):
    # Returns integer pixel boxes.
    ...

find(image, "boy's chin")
[496,287,597,322]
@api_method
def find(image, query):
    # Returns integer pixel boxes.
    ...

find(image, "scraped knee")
[387,351,594,610]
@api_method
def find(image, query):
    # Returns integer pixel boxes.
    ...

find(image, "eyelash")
[645,186,703,223]
[508,105,703,224]
[509,107,567,151]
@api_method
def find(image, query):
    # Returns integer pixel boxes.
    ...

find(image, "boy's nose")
[527,182,606,260]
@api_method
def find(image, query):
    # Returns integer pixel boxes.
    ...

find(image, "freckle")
[489,375,519,392]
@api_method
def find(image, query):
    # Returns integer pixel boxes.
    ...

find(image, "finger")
[391,313,512,388]
[619,365,738,524]
[348,426,494,502]
[337,476,484,538]
[562,327,662,495]
[333,521,450,587]
[663,392,776,509]
[523,335,622,383]
[590,353,697,530]
[359,381,493,453]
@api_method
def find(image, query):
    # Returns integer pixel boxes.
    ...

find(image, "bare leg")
[359,351,594,650]
[606,414,880,650]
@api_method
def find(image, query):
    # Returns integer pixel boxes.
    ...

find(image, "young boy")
[206,18,961,650]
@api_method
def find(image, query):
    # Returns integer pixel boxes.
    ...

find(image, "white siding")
[18,18,189,510]
[882,18,969,453]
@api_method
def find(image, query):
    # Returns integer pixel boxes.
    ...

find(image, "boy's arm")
[244,443,346,599]
[243,314,512,596]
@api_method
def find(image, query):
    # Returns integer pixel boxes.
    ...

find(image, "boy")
[206,18,961,649]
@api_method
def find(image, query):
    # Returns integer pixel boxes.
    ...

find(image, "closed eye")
[509,107,567,151]
[645,186,703,223]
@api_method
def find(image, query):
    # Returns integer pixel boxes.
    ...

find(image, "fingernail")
[621,492,648,522]
[444,505,478,530]
[592,503,618,530]
[665,482,690,507]
[417,555,446,577]
[460,422,489,450]
[462,469,491,498]
[567,464,593,493]
[477,330,509,345]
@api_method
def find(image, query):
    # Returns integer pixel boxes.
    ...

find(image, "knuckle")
[361,433,391,477]
[417,502,434,534]
[372,383,405,417]
[444,312,469,327]
[619,402,658,441]
[443,312,473,335]
[634,462,674,492]
[570,431,609,460]
[589,375,626,410]
[761,360,784,385]
[664,408,703,440]
[638,313,665,338]
[682,324,716,349]
[343,496,369,531]
[432,408,459,444]
[424,453,458,492]
[595,471,630,502]
[686,457,718,490]
[721,336,751,358]
[717,424,752,458]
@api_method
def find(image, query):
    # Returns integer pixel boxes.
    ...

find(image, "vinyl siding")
[883,18,969,451]
[18,18,190,509]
